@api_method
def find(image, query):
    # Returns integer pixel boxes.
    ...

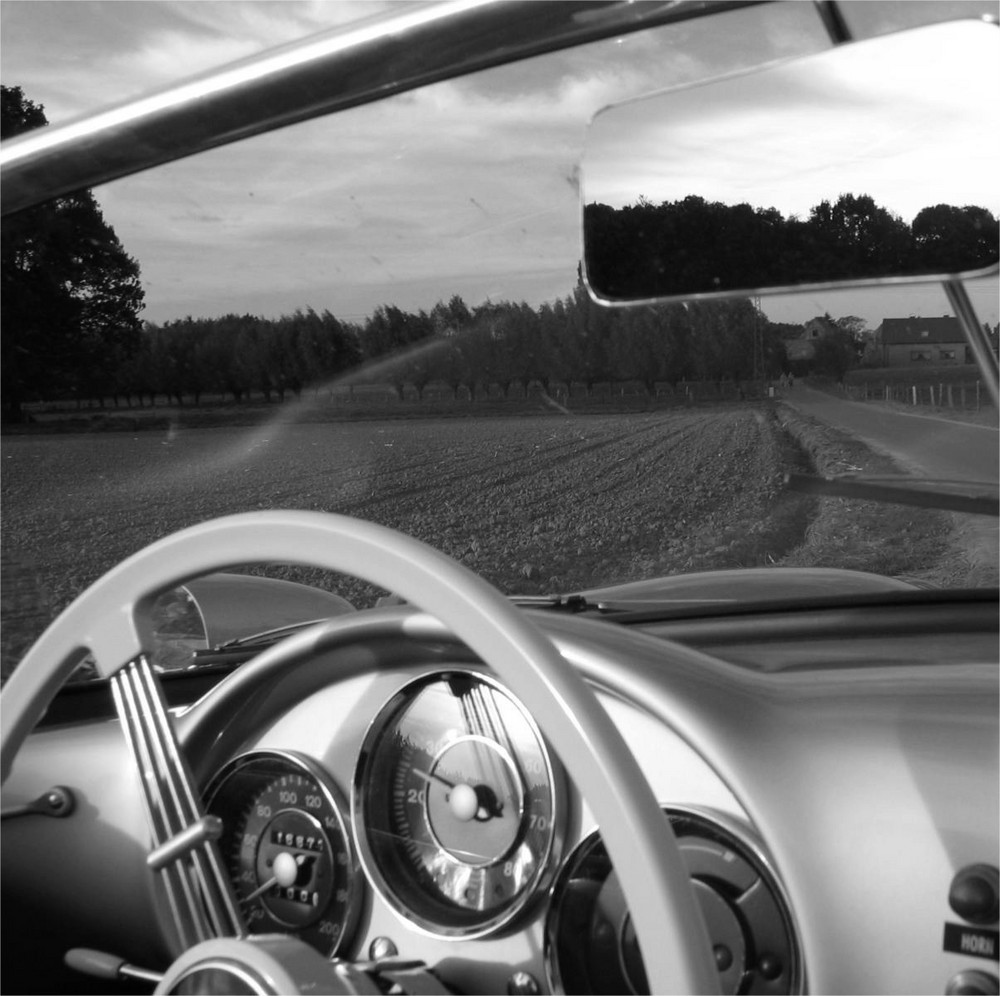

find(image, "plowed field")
[2,408,813,675]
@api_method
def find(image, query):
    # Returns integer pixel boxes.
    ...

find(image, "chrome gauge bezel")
[544,805,803,995]
[202,749,362,958]
[353,668,565,939]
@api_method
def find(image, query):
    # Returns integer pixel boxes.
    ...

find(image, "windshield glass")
[2,1,997,682]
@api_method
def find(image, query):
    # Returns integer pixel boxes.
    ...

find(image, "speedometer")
[354,670,564,937]
[203,750,361,958]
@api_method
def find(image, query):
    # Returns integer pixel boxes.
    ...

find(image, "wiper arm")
[786,473,999,516]
[513,593,740,614]
[509,594,593,612]
[185,619,332,668]
[213,619,330,651]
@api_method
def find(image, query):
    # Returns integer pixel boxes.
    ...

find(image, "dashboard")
[198,662,798,995]
[2,599,997,995]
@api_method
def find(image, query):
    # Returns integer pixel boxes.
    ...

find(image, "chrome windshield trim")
[0,0,755,216]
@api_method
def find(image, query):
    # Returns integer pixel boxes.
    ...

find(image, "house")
[872,316,970,367]
[782,315,838,364]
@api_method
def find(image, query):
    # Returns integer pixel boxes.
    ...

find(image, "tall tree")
[912,204,999,274]
[805,194,911,280]
[2,85,144,421]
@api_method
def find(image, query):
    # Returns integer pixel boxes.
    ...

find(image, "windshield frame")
[1,0,760,216]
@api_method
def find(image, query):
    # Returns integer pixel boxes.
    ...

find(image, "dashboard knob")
[945,969,999,996]
[950,865,999,925]
[506,971,540,995]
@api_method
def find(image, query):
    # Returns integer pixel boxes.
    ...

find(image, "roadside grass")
[775,406,994,587]
[835,367,997,426]
[3,378,783,436]
[845,365,992,390]
[871,404,997,428]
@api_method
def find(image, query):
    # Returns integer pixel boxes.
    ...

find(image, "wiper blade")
[213,619,329,651]
[189,620,329,667]
[509,594,593,612]
[786,473,999,516]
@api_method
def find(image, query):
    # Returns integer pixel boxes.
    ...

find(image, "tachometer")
[354,670,563,937]
[203,750,361,958]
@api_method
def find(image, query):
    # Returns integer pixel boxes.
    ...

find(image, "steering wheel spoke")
[111,655,244,947]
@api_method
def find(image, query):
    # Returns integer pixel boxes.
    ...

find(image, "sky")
[2,0,997,331]
[585,20,1000,222]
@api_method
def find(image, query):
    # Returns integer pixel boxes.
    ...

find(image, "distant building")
[872,316,970,367]
[782,315,838,364]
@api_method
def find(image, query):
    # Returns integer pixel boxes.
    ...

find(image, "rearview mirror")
[581,20,999,305]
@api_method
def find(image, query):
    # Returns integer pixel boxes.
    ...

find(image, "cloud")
[111,31,261,86]
[9,0,995,332]
[1,1,405,120]
[111,1,403,84]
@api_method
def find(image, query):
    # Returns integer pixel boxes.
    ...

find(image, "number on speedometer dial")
[354,671,563,937]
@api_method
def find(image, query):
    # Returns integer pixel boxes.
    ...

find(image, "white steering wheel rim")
[0,510,718,994]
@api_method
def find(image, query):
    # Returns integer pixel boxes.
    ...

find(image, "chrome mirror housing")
[581,19,999,305]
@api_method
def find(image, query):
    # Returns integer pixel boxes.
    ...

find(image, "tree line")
[585,194,999,301]
[94,286,789,409]
[2,83,786,419]
[2,83,912,419]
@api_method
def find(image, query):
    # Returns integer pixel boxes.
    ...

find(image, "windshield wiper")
[785,473,999,516]
[512,594,741,614]
[191,619,332,661]
[509,594,594,613]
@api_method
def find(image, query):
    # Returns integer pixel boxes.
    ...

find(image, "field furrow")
[2,408,811,675]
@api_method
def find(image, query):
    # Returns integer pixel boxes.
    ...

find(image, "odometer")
[204,750,360,958]
[354,671,563,937]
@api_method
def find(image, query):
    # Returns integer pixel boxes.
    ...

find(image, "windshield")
[2,1,997,682]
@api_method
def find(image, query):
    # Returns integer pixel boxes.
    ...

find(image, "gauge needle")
[412,767,455,789]
[240,851,301,907]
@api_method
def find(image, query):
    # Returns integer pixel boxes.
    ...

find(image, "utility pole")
[752,295,764,397]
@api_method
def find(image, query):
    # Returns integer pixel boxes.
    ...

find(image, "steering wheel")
[0,510,718,994]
